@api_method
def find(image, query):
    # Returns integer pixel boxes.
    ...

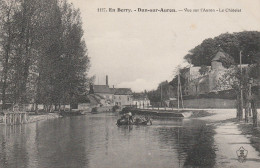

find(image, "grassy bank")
[238,123,260,155]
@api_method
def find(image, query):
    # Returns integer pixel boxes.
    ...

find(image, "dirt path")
[199,109,260,167]
[214,122,260,167]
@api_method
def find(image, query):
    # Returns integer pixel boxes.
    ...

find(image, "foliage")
[147,81,176,103]
[184,31,260,66]
[199,65,209,75]
[0,0,91,111]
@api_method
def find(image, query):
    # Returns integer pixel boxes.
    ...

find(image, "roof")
[132,92,149,100]
[93,85,113,94]
[212,51,227,61]
[211,50,234,63]
[133,97,149,101]
[114,88,132,95]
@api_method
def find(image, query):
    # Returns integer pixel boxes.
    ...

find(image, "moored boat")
[116,116,152,126]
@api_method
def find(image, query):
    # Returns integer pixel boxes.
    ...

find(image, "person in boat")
[128,112,134,123]
[120,112,133,124]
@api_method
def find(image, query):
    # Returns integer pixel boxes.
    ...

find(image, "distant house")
[89,85,114,106]
[89,75,115,106]
[88,75,133,107]
[132,93,150,108]
[114,88,133,106]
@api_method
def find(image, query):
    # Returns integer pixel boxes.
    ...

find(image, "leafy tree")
[199,65,209,75]
[184,31,260,66]
[0,0,19,109]
[0,0,91,112]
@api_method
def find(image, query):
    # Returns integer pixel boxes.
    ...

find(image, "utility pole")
[160,84,162,109]
[177,73,180,110]
[239,51,243,120]
[249,78,252,116]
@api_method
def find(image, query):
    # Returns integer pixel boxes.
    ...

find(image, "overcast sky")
[69,0,260,92]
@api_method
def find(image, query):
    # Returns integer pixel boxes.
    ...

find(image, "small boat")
[116,117,152,126]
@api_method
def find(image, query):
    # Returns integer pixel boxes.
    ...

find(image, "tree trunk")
[244,87,250,123]
[1,6,13,110]
[245,101,249,123]
[236,94,242,120]
[249,105,252,117]
[251,100,258,127]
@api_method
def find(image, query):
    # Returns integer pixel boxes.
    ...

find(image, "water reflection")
[150,119,217,167]
[0,125,30,168]
[0,113,217,168]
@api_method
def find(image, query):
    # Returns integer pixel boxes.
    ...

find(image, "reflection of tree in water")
[183,124,217,167]
[36,117,90,168]
[155,119,217,167]
[0,125,30,168]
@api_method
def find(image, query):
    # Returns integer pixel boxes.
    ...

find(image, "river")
[0,112,258,168]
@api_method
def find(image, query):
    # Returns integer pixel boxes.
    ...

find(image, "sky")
[68,0,260,92]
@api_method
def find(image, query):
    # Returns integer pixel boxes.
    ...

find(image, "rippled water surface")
[0,113,217,168]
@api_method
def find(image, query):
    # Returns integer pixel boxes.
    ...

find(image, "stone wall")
[172,98,236,109]
[91,106,113,112]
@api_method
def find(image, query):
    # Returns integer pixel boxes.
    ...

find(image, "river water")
[0,113,229,168]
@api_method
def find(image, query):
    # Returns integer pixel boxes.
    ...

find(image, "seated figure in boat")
[118,112,133,125]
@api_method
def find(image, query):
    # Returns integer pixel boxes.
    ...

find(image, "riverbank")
[0,112,62,124]
[198,109,260,167]
[27,113,62,123]
[199,109,260,155]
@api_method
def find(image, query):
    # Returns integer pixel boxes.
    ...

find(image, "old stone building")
[114,88,133,106]
[184,50,243,95]
[89,75,133,107]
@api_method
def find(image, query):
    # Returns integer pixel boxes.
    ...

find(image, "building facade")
[89,76,133,106]
[132,98,150,108]
[114,88,133,106]
[184,50,243,95]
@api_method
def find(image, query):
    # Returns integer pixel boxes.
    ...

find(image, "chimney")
[106,75,108,86]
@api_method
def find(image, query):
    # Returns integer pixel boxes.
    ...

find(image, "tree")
[0,0,91,112]
[0,0,19,109]
[216,51,259,125]
[184,31,260,66]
